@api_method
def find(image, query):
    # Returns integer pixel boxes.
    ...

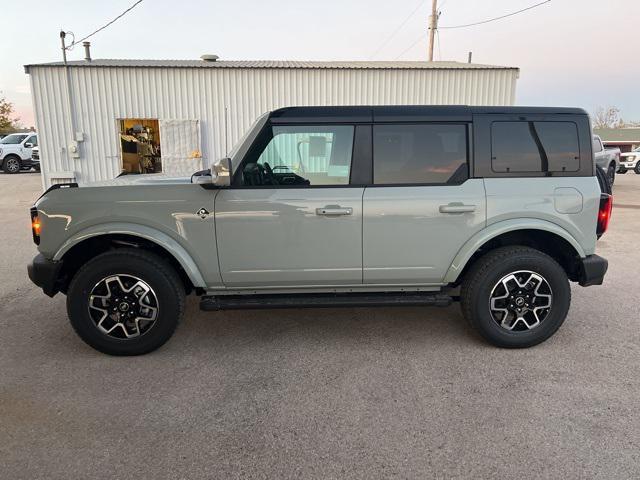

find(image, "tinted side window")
[534,122,579,172]
[491,121,580,173]
[26,135,38,147]
[491,122,543,172]
[373,124,467,185]
[241,125,354,186]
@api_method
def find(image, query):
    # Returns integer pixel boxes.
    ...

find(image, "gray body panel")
[214,187,364,287]
[35,182,222,288]
[483,177,599,256]
[35,176,599,293]
[363,180,486,284]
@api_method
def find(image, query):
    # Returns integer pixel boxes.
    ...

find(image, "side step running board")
[200,292,453,311]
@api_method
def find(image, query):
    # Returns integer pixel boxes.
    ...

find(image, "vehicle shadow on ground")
[169,296,483,356]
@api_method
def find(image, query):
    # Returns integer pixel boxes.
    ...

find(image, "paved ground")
[1,171,639,479]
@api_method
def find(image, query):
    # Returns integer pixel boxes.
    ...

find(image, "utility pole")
[428,0,438,61]
[427,0,438,61]
[60,31,67,64]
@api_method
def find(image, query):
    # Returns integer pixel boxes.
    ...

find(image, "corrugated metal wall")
[28,66,518,187]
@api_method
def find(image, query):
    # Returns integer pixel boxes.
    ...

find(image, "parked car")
[617,146,640,174]
[0,132,38,173]
[592,134,620,185]
[28,106,610,355]
[30,146,41,172]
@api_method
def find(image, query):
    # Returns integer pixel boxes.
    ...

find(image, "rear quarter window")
[491,121,580,173]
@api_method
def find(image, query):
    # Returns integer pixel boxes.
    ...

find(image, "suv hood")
[81,174,192,187]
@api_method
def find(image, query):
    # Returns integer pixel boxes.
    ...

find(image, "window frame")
[473,113,593,178]
[369,121,472,188]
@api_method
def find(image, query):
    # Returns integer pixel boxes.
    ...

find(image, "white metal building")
[25,59,519,187]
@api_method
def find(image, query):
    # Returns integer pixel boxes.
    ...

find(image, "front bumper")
[27,253,63,297]
[577,254,608,287]
[619,161,637,169]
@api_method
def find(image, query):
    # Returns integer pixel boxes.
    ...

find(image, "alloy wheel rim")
[6,159,19,172]
[488,270,552,331]
[88,274,159,339]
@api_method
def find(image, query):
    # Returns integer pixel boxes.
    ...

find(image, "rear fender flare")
[443,219,586,283]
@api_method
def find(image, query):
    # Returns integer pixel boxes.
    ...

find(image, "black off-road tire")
[67,248,185,355]
[635,163,640,175]
[607,163,616,186]
[2,155,21,174]
[460,246,571,348]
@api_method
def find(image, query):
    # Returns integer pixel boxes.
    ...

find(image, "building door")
[363,123,486,284]
[215,124,364,288]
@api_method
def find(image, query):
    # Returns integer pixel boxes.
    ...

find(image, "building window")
[373,124,468,185]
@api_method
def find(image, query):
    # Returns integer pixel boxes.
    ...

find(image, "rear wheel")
[2,155,21,174]
[67,248,185,355]
[460,246,570,348]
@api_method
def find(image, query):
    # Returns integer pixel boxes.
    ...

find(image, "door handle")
[316,206,353,216]
[439,203,476,214]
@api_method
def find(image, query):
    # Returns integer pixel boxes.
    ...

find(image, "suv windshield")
[0,134,28,145]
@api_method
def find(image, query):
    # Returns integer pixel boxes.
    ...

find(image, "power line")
[68,0,143,48]
[394,34,425,60]
[369,0,428,59]
[439,0,551,29]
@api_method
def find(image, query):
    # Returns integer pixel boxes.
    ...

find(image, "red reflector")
[597,194,613,237]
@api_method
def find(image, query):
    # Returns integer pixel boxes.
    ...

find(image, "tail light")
[30,207,41,245]
[597,193,613,238]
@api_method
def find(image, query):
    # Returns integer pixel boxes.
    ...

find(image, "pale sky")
[2,0,639,127]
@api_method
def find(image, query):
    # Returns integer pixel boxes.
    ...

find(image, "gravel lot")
[1,172,639,479]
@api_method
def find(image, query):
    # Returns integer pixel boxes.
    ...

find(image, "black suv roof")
[270,105,588,123]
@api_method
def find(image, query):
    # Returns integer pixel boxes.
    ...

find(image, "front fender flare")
[443,219,586,284]
[53,222,207,288]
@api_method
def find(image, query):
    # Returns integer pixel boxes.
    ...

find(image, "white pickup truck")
[0,132,38,173]
[592,135,620,186]
[618,146,640,174]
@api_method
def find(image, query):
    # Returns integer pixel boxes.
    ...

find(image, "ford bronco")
[28,106,611,355]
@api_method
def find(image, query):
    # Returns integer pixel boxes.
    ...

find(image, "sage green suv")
[28,106,611,355]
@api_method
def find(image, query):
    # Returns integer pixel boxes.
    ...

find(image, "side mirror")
[212,157,232,186]
[24,143,33,148]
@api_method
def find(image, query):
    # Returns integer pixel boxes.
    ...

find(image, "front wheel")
[2,156,21,174]
[67,248,186,355]
[635,163,640,175]
[460,246,570,348]
[618,168,627,174]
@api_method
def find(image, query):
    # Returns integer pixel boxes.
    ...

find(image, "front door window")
[240,125,354,186]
